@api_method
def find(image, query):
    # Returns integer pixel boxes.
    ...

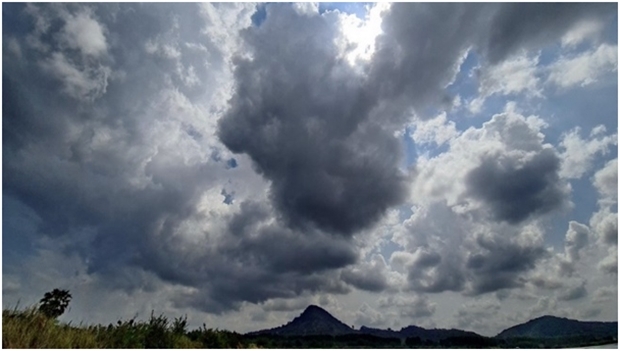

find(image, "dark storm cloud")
[465,235,548,295]
[172,266,350,314]
[366,3,616,116]
[530,276,563,290]
[3,2,355,314]
[406,237,548,296]
[558,281,587,301]
[413,249,442,268]
[224,201,358,275]
[340,261,389,293]
[369,3,486,112]
[482,3,617,63]
[341,270,387,292]
[98,197,357,312]
[218,4,409,236]
[465,148,566,224]
[408,254,466,293]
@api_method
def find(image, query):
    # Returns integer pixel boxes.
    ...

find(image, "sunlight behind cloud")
[339,2,389,66]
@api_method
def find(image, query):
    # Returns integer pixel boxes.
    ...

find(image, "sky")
[2,2,618,337]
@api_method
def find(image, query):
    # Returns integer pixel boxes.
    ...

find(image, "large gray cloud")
[340,254,391,293]
[368,3,486,112]
[465,234,548,295]
[218,4,409,236]
[481,3,617,63]
[396,107,564,296]
[3,3,359,316]
[368,2,617,115]
[465,148,566,224]
[222,201,358,276]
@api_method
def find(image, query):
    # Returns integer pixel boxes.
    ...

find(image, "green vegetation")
[2,306,253,348]
[2,289,246,348]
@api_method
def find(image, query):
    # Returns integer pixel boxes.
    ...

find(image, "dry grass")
[3,307,99,348]
[1,306,221,348]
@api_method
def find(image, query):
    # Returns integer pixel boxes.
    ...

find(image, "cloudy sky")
[2,2,618,337]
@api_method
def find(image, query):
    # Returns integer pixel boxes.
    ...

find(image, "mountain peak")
[531,315,568,322]
[294,305,347,326]
[250,305,354,336]
[300,305,330,317]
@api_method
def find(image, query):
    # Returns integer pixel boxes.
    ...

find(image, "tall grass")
[2,306,243,348]
[3,307,99,348]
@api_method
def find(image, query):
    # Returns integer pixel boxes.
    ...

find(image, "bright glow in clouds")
[339,2,389,65]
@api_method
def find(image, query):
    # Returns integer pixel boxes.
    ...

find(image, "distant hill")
[398,324,482,342]
[358,324,483,342]
[358,325,399,339]
[496,315,618,339]
[249,305,354,336]
[249,304,483,341]
[248,305,617,346]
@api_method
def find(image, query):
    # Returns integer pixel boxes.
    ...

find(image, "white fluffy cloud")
[559,126,617,179]
[469,54,542,114]
[24,5,112,102]
[547,43,618,89]
[414,103,569,223]
[410,112,459,146]
[565,221,590,263]
[60,9,108,57]
[593,158,618,204]
[40,52,111,101]
[589,159,618,275]
[386,103,584,304]
[561,19,605,48]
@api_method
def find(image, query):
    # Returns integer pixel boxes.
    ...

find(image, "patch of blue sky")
[604,15,618,43]
[402,126,418,169]
[408,135,451,161]
[537,44,563,67]
[251,3,267,27]
[547,142,617,249]
[532,83,616,251]
[378,239,403,262]
[539,84,618,145]
[445,49,480,102]
[546,177,602,250]
[318,2,371,19]
[468,95,511,125]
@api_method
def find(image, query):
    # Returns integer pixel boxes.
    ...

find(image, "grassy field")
[2,306,252,348]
